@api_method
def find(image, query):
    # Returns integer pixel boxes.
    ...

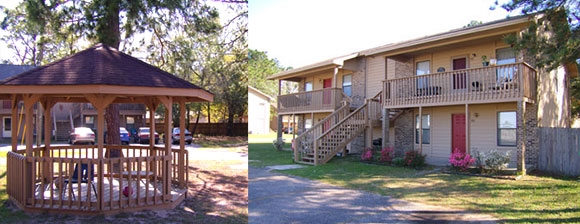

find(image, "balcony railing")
[278,88,350,114]
[6,145,187,213]
[382,62,537,108]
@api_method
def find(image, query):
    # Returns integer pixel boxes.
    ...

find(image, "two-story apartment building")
[268,14,577,173]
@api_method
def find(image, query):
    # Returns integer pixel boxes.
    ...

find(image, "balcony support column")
[418,106,423,154]
[465,104,470,155]
[276,80,283,143]
[366,99,372,149]
[333,67,339,88]
[517,101,527,175]
[382,108,390,149]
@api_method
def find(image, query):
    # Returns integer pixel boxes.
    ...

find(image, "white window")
[497,111,517,146]
[496,48,516,81]
[304,82,313,91]
[342,74,352,97]
[85,116,94,124]
[416,61,430,88]
[415,115,430,144]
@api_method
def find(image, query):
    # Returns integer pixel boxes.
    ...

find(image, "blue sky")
[249,0,515,68]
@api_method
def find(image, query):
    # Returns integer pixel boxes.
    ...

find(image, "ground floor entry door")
[452,114,466,154]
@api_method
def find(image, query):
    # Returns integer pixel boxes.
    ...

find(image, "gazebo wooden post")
[178,100,186,189]
[41,99,56,185]
[22,94,41,205]
[85,94,116,211]
[10,95,19,152]
[145,100,159,182]
[157,96,173,200]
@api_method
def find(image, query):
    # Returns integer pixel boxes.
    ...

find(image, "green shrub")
[484,150,511,173]
[404,150,426,168]
[392,157,405,166]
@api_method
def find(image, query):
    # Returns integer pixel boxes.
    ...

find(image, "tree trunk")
[100,0,122,161]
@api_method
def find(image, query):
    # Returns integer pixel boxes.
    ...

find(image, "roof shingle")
[0,44,203,90]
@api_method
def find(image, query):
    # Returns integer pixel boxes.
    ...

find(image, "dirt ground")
[4,137,248,224]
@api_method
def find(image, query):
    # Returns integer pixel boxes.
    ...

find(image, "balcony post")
[277,80,283,143]
[365,99,372,149]
[382,108,390,149]
[313,140,318,165]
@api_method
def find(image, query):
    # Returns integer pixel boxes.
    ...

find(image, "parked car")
[69,127,95,145]
[120,127,130,145]
[171,127,193,144]
[103,127,132,145]
[137,127,159,144]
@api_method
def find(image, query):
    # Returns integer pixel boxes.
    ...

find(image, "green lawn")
[248,133,294,167]
[249,133,580,223]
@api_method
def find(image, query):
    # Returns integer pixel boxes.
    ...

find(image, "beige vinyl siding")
[386,58,396,80]
[366,56,385,97]
[414,41,512,72]
[415,103,518,167]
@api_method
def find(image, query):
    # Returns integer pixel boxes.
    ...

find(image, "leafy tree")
[463,20,483,28]
[248,49,284,98]
[494,0,579,71]
[17,0,220,154]
[0,3,80,65]
[494,0,580,116]
[144,2,247,136]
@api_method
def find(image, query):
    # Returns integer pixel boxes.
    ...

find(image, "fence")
[538,128,580,177]
[154,123,247,136]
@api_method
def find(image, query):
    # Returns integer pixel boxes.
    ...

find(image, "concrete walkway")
[249,167,498,223]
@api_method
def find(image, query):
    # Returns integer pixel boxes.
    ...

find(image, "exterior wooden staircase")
[294,92,383,165]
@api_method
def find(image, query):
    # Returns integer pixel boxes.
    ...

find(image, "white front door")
[3,117,11,138]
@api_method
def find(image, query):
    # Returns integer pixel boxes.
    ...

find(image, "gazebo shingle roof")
[0,43,203,90]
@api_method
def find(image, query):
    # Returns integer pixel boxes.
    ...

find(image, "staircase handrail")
[294,102,351,163]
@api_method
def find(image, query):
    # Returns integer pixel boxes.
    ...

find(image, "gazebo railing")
[6,145,188,213]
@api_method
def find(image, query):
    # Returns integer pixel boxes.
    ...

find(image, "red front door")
[323,78,332,105]
[453,58,467,90]
[452,114,466,154]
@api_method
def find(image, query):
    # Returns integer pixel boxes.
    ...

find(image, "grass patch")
[193,136,247,148]
[249,135,580,223]
[248,133,294,168]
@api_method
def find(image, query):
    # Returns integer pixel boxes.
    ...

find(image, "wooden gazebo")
[2,44,213,214]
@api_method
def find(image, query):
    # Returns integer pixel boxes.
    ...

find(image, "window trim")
[497,111,517,146]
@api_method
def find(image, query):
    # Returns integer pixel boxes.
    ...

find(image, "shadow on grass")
[273,154,580,223]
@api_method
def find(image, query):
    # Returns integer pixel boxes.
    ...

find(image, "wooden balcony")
[277,88,349,115]
[382,62,537,108]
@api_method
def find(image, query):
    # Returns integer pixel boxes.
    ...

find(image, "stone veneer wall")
[394,109,414,157]
[348,133,366,154]
[394,57,414,79]
[349,59,366,108]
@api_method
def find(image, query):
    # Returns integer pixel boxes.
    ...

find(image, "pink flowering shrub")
[361,147,373,161]
[379,147,394,163]
[449,149,475,171]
